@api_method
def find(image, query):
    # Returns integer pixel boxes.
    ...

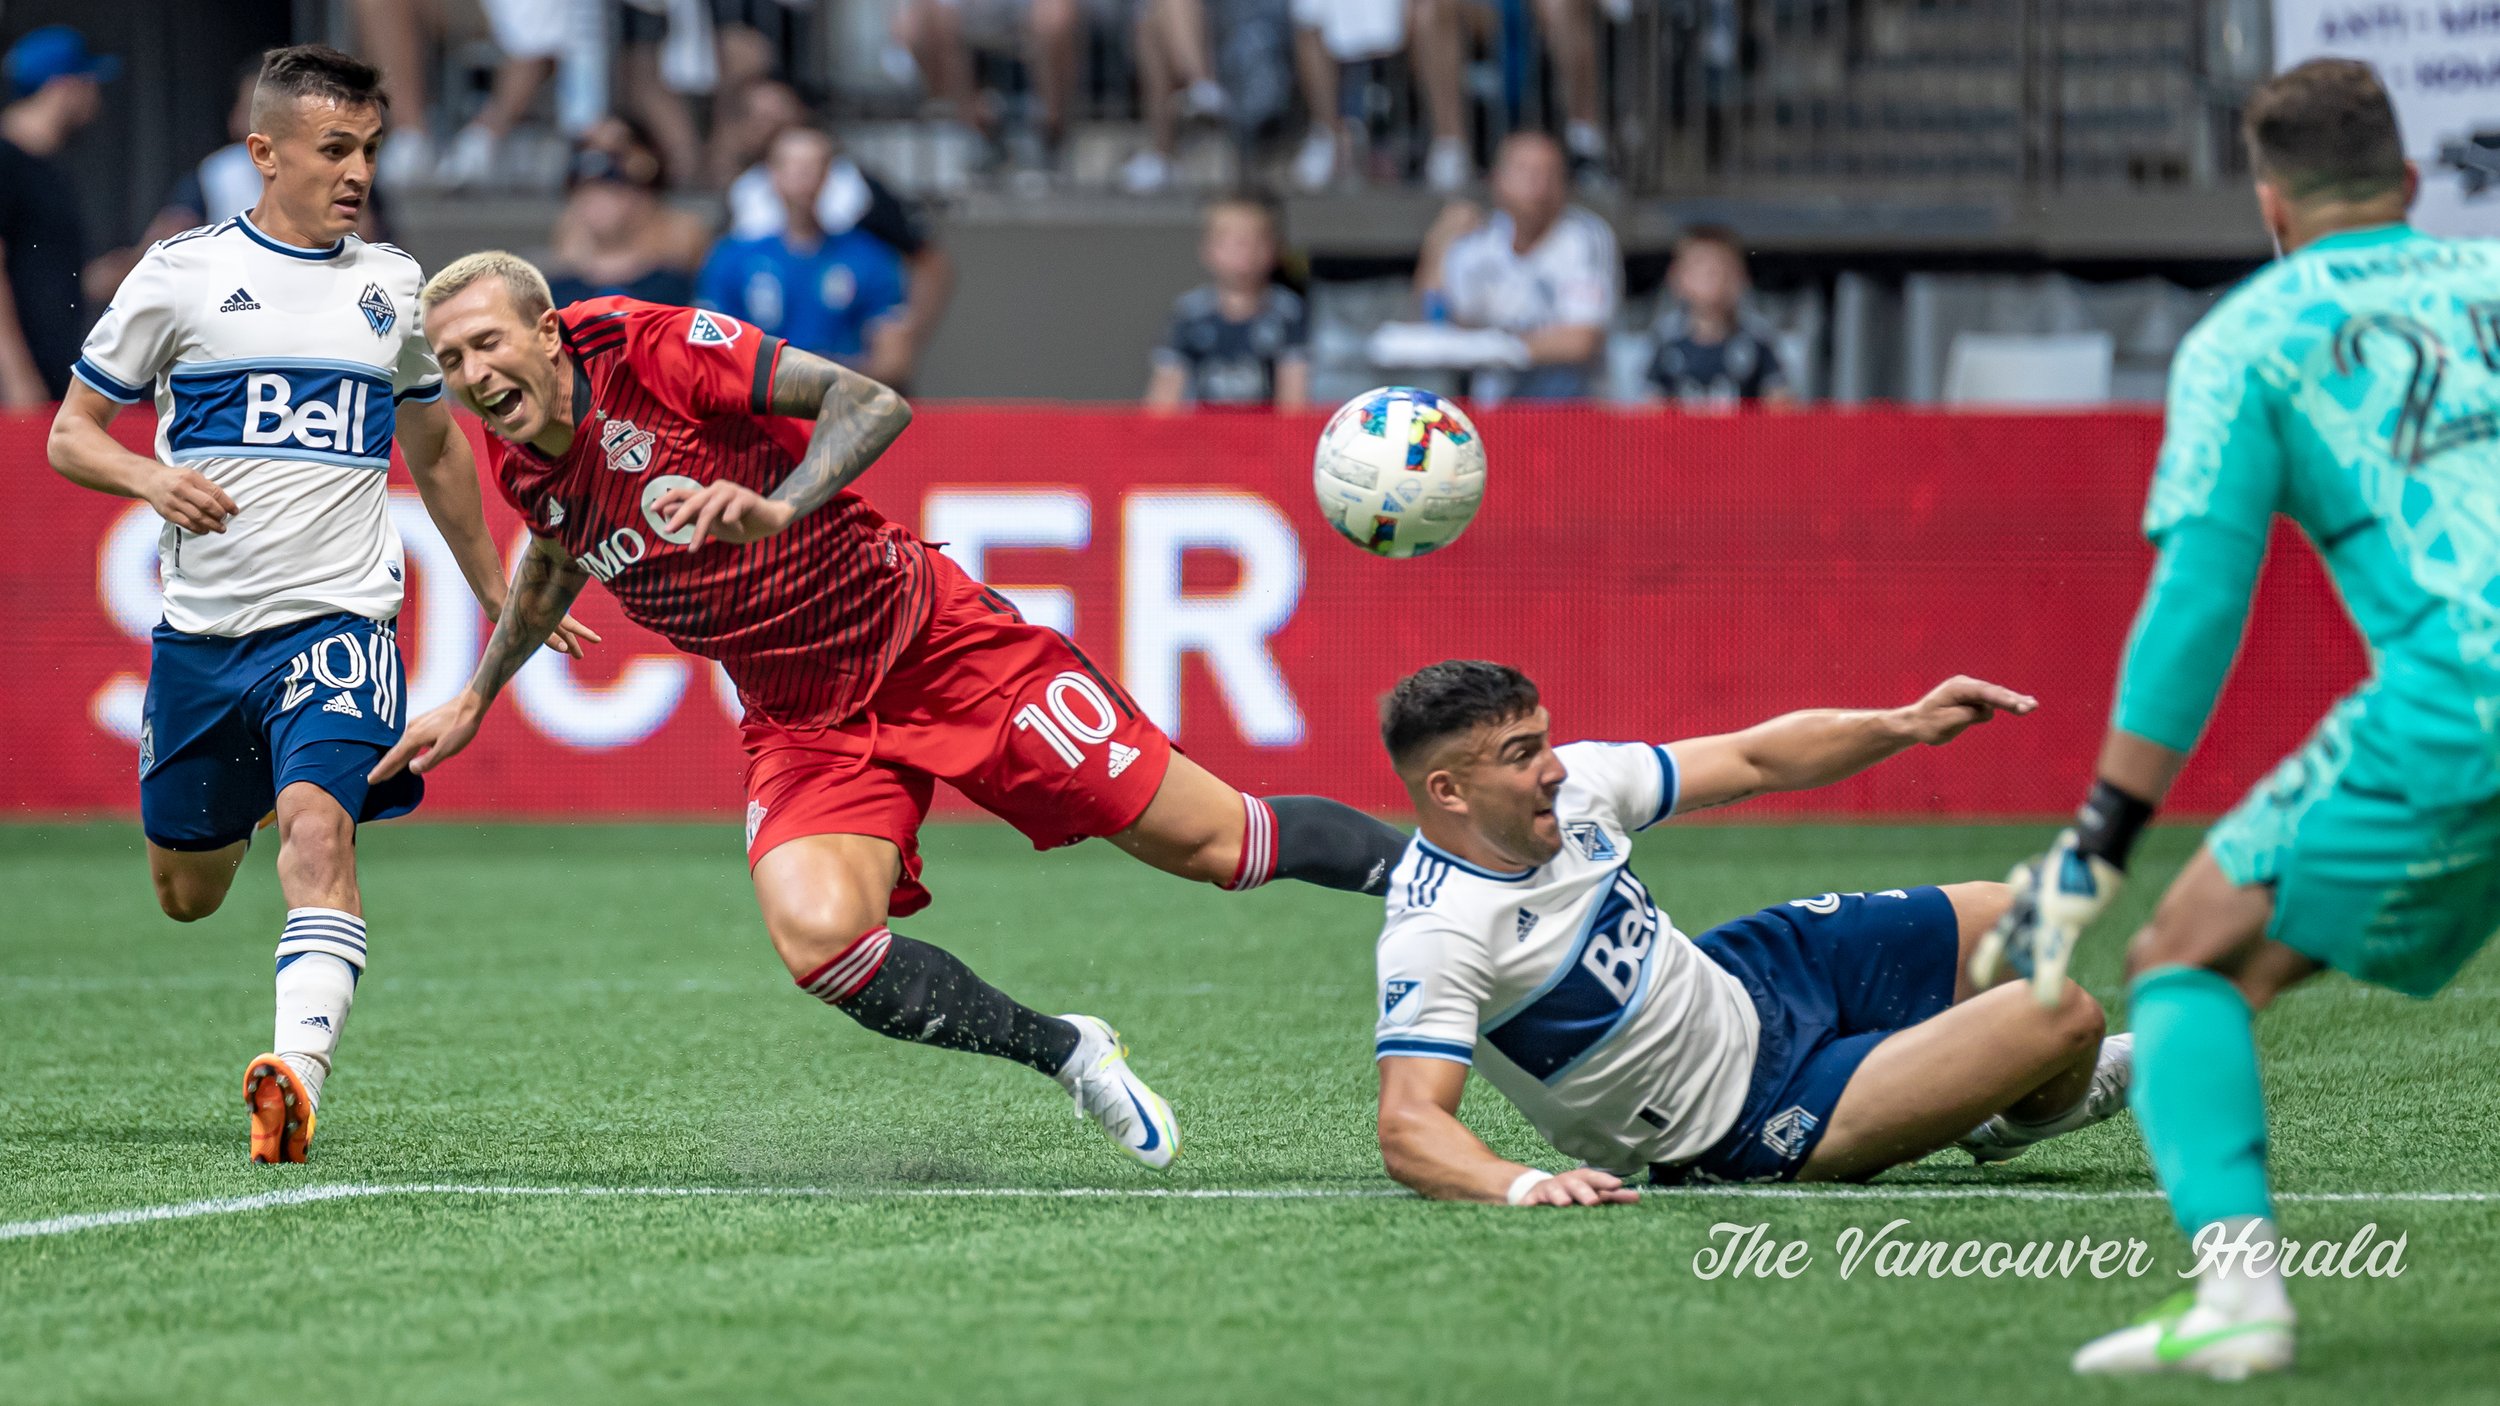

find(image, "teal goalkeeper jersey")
[2118,223,2500,805]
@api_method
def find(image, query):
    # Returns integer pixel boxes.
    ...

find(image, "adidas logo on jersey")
[219,287,259,312]
[1515,909,1540,942]
[322,692,363,719]
[1106,741,1141,778]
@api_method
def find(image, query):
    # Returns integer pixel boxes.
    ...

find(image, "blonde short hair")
[419,250,554,323]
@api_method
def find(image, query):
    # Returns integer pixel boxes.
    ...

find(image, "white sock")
[2196,1215,2296,1319]
[1566,119,1604,158]
[274,907,366,1108]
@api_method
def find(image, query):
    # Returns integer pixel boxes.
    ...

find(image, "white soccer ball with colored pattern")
[1311,386,1487,558]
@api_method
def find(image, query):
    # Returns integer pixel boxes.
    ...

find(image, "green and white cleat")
[2071,1292,2294,1380]
[1056,1015,1180,1171]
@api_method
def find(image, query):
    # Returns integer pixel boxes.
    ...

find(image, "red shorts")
[740,551,1173,917]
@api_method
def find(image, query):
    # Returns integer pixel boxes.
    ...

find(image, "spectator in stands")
[1647,225,1792,406]
[351,0,442,188]
[1415,131,1618,400]
[1534,0,1620,183]
[892,0,1082,175]
[1147,194,1310,410]
[705,0,808,186]
[722,96,956,390]
[698,127,911,378]
[434,0,565,188]
[0,26,113,407]
[83,62,258,304]
[1293,0,1472,193]
[1121,0,1228,194]
[615,1,706,193]
[546,118,708,309]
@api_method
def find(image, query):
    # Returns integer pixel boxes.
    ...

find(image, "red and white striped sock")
[794,926,895,1004]
[1223,793,1278,891]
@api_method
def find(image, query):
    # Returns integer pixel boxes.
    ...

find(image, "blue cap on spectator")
[5,26,120,100]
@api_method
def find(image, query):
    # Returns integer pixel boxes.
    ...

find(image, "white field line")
[5,1183,2500,1243]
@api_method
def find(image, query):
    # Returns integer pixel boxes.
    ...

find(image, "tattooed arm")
[654,346,913,549]
[367,535,593,782]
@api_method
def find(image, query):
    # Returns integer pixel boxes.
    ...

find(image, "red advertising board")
[2,407,2364,821]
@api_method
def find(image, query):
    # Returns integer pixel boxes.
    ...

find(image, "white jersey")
[1374,741,1760,1172]
[73,213,445,637]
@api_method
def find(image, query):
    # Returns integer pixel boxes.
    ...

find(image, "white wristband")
[1505,1169,1554,1205]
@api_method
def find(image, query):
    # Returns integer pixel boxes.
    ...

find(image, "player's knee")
[1940,880,2012,942]
[276,806,355,878]
[2042,981,2106,1055]
[152,873,227,923]
[762,897,889,978]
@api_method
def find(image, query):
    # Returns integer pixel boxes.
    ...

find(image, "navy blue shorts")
[1653,886,1960,1185]
[139,613,421,851]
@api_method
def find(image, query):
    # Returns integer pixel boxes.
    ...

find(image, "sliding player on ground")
[42,47,589,1163]
[1975,60,2500,1379]
[1369,661,2134,1207]
[377,253,1412,1169]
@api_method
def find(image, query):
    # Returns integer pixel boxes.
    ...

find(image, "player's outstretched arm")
[47,382,238,534]
[653,346,912,550]
[1377,1057,1637,1207]
[368,535,591,783]
[397,397,599,659]
[1667,675,2038,813]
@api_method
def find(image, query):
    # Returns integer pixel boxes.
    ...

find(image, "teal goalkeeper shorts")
[2208,692,2500,996]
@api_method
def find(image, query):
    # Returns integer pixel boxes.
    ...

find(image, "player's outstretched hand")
[545,613,601,659]
[1517,1168,1640,1207]
[369,690,489,783]
[142,463,239,535]
[1897,675,2038,746]
[652,480,796,551]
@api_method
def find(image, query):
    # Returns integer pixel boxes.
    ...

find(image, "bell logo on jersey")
[1580,870,1657,1004]
[601,418,656,473]
[240,372,380,456]
[686,310,740,347]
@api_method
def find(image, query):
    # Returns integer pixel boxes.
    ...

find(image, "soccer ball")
[1310,386,1487,557]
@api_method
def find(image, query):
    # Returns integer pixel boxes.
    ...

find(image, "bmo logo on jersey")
[166,362,397,469]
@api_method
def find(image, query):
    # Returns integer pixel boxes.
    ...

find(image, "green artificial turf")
[3,820,2496,1403]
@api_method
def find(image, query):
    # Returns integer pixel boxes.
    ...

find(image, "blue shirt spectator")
[697,128,907,364]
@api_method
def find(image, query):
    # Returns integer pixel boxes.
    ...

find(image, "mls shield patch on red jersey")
[685,310,740,347]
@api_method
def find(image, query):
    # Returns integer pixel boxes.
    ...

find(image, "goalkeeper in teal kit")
[1975,59,2500,1379]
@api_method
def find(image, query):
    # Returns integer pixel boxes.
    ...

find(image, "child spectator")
[1647,226,1792,406]
[697,126,909,376]
[1146,194,1310,410]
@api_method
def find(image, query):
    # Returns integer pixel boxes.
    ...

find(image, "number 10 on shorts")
[1013,671,1130,772]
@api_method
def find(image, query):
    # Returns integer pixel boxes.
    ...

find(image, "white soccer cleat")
[1959,1033,2133,1165]
[1292,129,1341,192]
[2072,1291,2294,1380]
[1057,1015,1179,1171]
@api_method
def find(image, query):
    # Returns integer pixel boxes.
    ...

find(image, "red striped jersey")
[486,297,933,726]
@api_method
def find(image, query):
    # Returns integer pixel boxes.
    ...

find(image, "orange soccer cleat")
[243,1054,316,1164]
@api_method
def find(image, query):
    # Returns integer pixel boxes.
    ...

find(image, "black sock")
[798,929,1081,1077]
[1231,795,1408,895]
